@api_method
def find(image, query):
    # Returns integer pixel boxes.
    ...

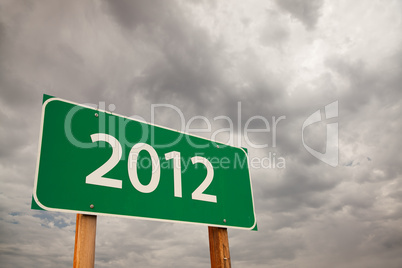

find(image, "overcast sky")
[1,0,402,267]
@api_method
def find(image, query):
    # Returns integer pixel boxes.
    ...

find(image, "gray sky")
[1,0,402,267]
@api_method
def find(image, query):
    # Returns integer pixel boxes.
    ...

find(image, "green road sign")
[32,95,257,230]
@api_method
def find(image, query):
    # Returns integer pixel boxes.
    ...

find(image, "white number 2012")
[86,133,217,203]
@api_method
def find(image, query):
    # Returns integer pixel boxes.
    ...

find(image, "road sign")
[32,95,257,230]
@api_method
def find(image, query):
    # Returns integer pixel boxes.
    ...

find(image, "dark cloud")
[275,0,324,30]
[259,9,290,48]
[104,0,172,30]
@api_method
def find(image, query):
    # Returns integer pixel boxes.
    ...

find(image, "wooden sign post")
[208,227,231,268]
[73,214,97,268]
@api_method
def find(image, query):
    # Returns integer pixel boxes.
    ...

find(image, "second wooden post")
[208,226,231,268]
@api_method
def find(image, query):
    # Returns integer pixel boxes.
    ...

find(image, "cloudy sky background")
[1,0,402,267]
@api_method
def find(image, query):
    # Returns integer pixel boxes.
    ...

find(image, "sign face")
[33,95,257,230]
